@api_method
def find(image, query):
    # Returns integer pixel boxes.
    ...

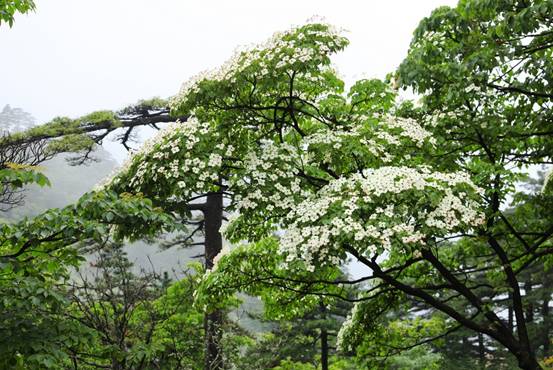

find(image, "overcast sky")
[1,0,457,160]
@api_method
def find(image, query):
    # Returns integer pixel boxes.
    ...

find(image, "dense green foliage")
[0,189,179,367]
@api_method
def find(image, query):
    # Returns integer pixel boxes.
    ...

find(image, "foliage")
[383,345,443,370]
[394,1,553,367]
[235,307,356,370]
[0,265,90,369]
[0,0,35,27]
[0,107,182,368]
[0,190,177,255]
[398,0,552,116]
[0,98,175,166]
[0,164,50,189]
[65,244,248,369]
[64,244,205,369]
[196,238,346,317]
[269,357,357,370]
[0,190,178,367]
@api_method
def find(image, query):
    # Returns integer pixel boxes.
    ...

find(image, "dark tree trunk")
[478,332,485,369]
[542,274,551,357]
[204,310,224,370]
[509,292,514,333]
[319,301,328,370]
[543,298,550,357]
[515,352,543,370]
[321,328,328,370]
[525,280,534,323]
[203,191,224,370]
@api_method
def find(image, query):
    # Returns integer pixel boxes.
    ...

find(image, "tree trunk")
[478,332,485,369]
[204,310,224,370]
[525,280,534,323]
[319,301,328,370]
[516,351,543,370]
[509,292,514,333]
[321,328,328,370]
[543,298,550,357]
[203,191,224,370]
[542,273,551,357]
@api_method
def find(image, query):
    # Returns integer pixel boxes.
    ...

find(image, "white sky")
[0,0,457,161]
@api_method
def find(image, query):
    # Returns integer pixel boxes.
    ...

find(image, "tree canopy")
[101,9,553,368]
[2,0,553,369]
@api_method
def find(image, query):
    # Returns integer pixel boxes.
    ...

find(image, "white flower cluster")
[96,119,188,191]
[278,166,484,271]
[425,109,463,128]
[303,114,435,167]
[425,189,484,229]
[230,139,309,215]
[382,115,437,147]
[221,111,453,253]
[304,126,382,156]
[336,301,360,352]
[170,22,348,112]
[102,117,231,200]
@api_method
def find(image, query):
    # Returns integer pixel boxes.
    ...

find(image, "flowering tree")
[102,19,502,369]
[104,116,236,369]
[393,1,553,368]
[1,0,547,367]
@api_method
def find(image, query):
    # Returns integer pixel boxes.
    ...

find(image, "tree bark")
[204,310,224,370]
[542,272,551,357]
[321,328,328,370]
[525,280,534,323]
[320,302,328,370]
[478,332,485,369]
[516,352,543,370]
[509,292,514,333]
[203,191,224,370]
[543,297,550,357]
